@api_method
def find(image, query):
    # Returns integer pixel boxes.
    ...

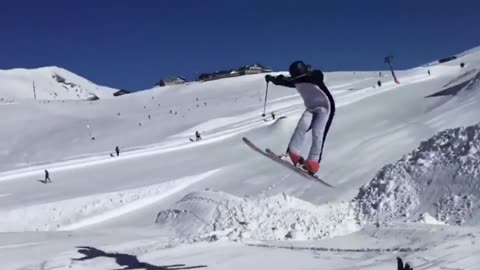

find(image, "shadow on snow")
[73,246,207,270]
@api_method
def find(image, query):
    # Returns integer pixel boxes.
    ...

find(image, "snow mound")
[155,190,359,242]
[417,212,446,225]
[356,122,480,225]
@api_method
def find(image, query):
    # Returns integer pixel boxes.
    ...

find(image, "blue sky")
[1,0,479,91]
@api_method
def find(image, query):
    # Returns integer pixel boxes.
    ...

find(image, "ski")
[242,137,334,188]
[263,116,287,122]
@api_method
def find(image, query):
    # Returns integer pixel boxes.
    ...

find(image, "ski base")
[242,137,334,188]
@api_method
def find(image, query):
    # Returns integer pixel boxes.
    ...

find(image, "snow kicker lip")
[427,70,480,97]
[155,190,359,242]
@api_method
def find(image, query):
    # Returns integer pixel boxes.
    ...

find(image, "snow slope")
[1,45,480,270]
[0,66,117,101]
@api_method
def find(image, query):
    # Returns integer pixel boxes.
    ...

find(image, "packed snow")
[156,190,359,242]
[356,122,480,226]
[1,46,480,270]
[0,170,219,232]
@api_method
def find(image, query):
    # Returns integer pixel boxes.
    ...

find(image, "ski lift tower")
[384,55,400,84]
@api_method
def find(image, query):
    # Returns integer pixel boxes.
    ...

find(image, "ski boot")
[288,151,305,167]
[302,160,320,175]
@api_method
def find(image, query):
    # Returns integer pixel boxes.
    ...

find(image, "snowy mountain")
[0,66,118,101]
[1,45,480,270]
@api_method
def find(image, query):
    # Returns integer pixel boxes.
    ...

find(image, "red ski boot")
[302,160,320,175]
[288,151,305,166]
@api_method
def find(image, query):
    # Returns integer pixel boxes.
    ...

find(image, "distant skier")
[265,61,336,175]
[44,170,51,183]
[195,131,202,141]
[397,257,413,270]
[271,111,276,120]
[115,146,120,156]
[428,69,431,76]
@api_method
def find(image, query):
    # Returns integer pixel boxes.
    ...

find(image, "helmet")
[289,60,311,78]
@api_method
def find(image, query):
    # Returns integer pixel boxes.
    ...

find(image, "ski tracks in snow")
[0,101,295,184]
[0,169,220,232]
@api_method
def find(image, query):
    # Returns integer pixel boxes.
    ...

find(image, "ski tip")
[322,181,335,188]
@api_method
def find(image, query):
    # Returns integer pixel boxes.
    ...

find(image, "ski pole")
[262,82,269,117]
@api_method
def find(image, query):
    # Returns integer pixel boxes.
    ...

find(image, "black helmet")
[289,60,311,78]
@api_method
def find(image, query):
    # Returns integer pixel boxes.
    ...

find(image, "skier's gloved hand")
[265,74,274,83]
[271,75,286,85]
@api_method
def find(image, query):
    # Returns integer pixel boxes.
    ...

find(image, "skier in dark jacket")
[44,170,51,183]
[397,257,413,270]
[195,131,202,141]
[265,61,335,175]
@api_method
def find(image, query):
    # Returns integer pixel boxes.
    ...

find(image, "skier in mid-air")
[265,61,335,175]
